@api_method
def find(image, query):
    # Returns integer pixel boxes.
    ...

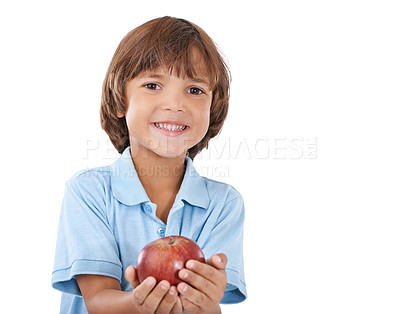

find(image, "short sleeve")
[51,172,122,295]
[202,194,247,304]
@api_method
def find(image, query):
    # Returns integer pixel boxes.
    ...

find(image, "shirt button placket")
[157,227,166,237]
[145,204,152,213]
[142,202,152,215]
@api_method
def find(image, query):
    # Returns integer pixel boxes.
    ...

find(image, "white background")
[1,0,399,313]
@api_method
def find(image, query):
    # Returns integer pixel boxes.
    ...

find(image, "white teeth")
[155,122,186,131]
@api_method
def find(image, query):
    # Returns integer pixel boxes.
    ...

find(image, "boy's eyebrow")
[141,73,165,80]
[140,73,210,86]
[189,77,210,86]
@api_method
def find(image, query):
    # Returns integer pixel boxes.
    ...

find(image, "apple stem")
[169,236,175,244]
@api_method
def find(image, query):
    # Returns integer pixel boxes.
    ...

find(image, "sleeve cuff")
[221,268,247,304]
[52,259,122,295]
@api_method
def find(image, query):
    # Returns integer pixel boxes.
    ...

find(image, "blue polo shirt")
[52,147,246,313]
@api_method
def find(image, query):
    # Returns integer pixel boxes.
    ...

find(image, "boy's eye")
[188,87,203,95]
[144,83,160,90]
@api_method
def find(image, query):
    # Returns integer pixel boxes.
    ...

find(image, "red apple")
[136,235,205,286]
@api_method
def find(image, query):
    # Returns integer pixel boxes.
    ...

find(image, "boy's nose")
[161,92,185,112]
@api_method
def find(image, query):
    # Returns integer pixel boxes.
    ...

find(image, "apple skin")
[136,235,206,286]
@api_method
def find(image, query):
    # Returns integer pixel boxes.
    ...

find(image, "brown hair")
[100,16,231,160]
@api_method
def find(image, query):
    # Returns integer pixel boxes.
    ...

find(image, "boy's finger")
[170,287,183,313]
[124,265,140,289]
[178,268,213,296]
[152,283,177,313]
[207,253,228,270]
[178,282,209,309]
[181,297,201,313]
[184,260,224,287]
[132,277,156,305]
[186,260,215,280]
[141,280,170,312]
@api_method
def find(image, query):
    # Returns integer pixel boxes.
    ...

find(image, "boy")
[52,16,246,313]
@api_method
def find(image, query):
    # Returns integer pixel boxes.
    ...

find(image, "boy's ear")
[116,111,125,118]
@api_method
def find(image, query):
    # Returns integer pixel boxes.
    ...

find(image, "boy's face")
[120,65,212,159]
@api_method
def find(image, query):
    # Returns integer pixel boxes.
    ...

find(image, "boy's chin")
[154,149,187,159]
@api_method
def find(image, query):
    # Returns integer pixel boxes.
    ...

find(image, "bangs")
[125,17,219,89]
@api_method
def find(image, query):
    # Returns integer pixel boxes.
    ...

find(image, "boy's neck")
[130,148,187,197]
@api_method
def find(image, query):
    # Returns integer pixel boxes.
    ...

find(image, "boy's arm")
[76,266,181,313]
[176,253,227,314]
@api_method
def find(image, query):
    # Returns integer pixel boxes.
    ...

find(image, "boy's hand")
[125,266,183,313]
[177,253,228,313]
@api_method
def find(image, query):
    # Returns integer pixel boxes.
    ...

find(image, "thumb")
[207,253,228,270]
[124,265,141,289]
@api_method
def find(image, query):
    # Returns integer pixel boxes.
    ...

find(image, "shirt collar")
[110,147,210,209]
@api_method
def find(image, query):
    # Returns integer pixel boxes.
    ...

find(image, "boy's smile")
[119,65,212,159]
[151,121,190,137]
